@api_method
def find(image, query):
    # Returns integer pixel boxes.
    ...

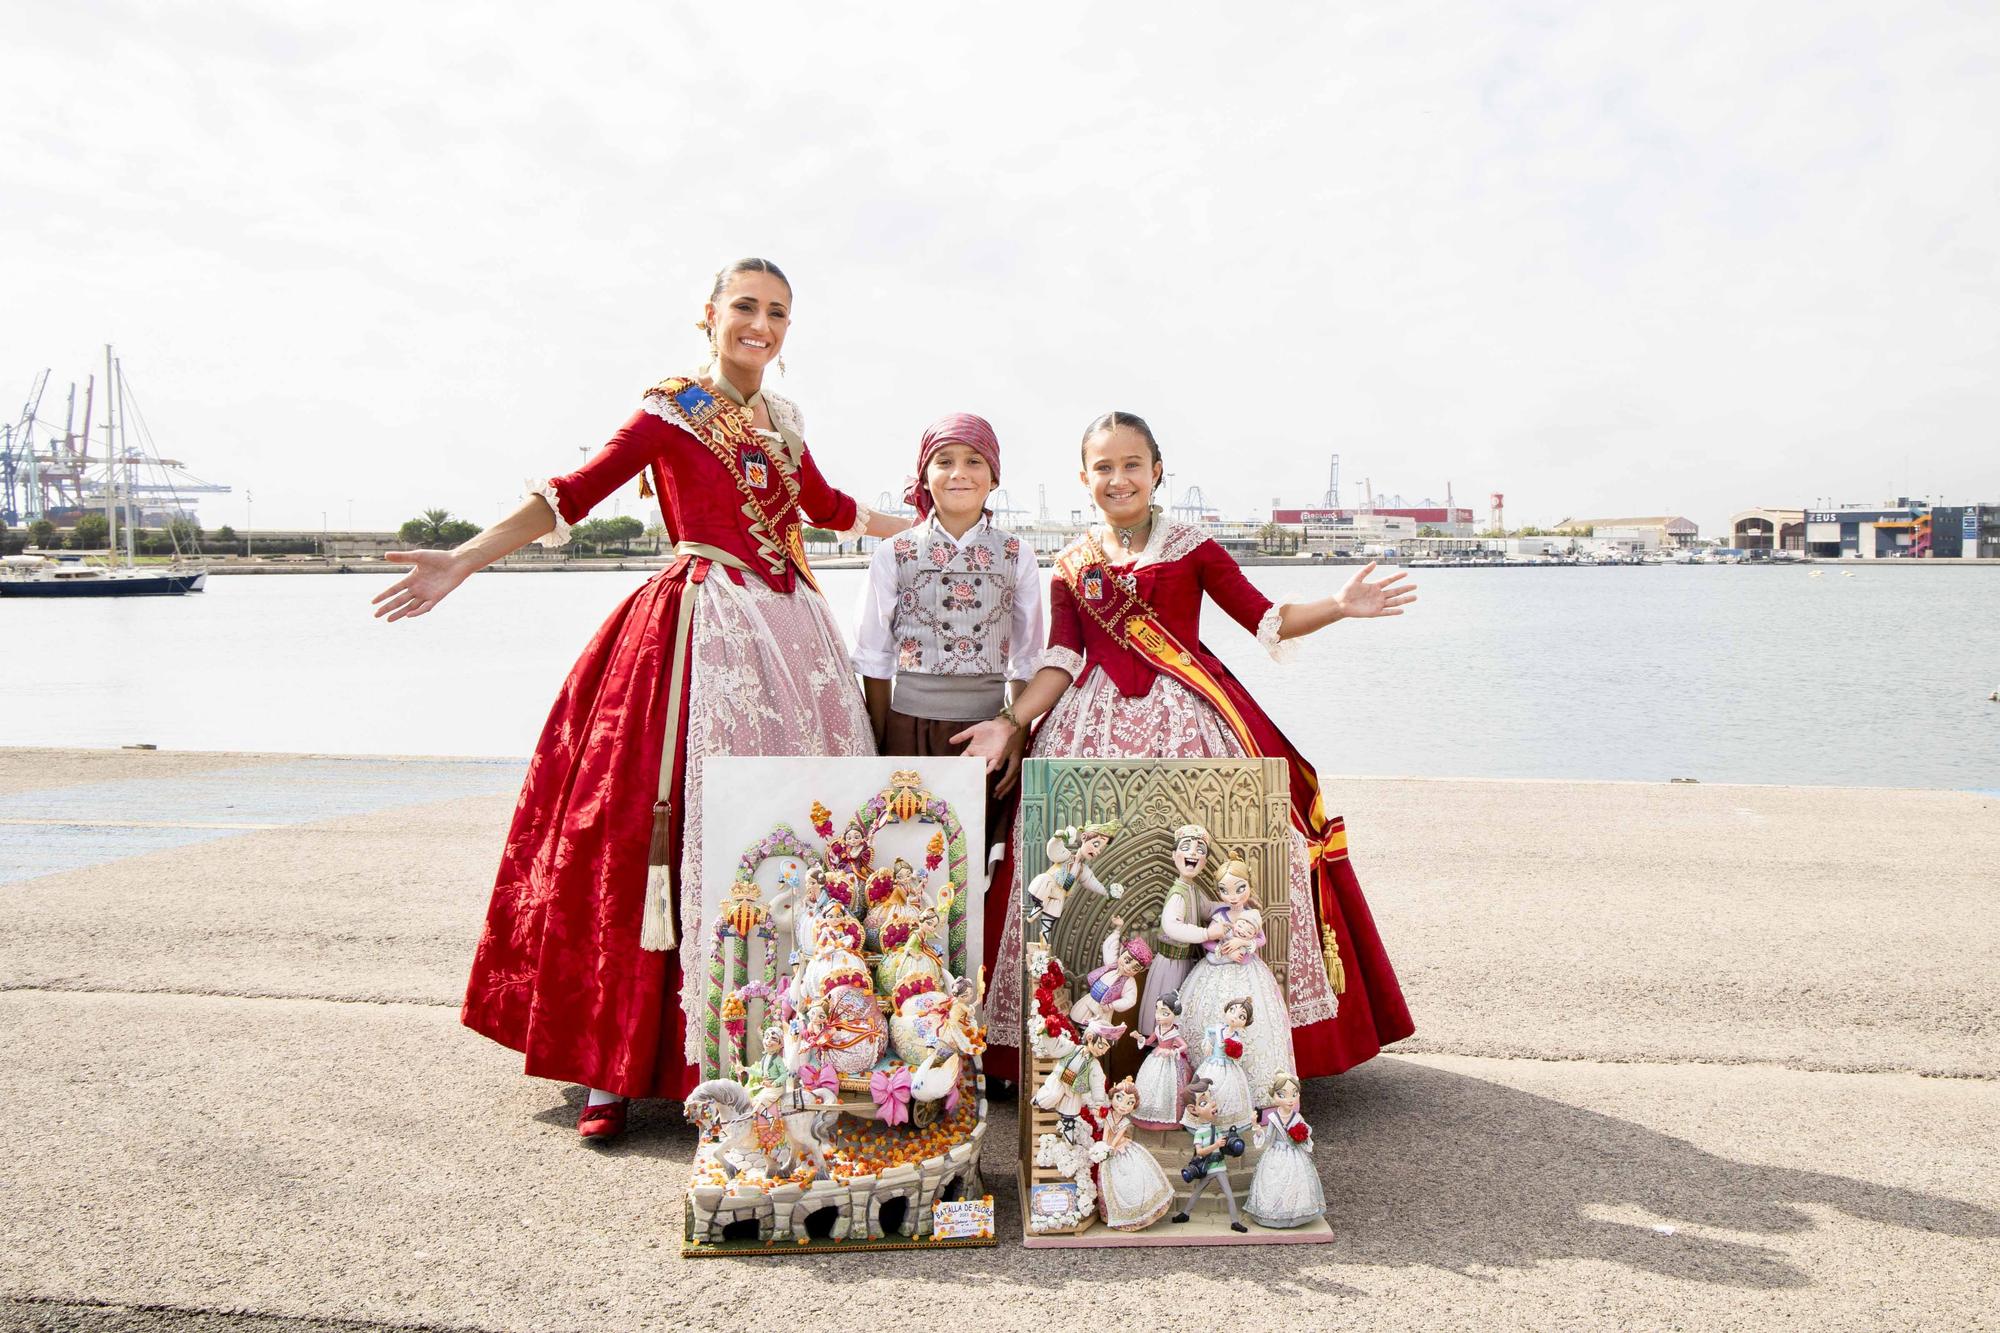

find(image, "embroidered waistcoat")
[887,521,1022,675]
[1155,879,1206,962]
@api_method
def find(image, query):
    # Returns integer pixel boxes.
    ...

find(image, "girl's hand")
[372,550,472,622]
[1334,561,1417,619]
[949,716,1019,775]
[993,722,1028,797]
[1205,919,1230,941]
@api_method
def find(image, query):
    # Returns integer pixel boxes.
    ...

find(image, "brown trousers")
[880,707,1015,862]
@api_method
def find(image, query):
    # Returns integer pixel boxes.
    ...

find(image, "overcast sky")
[6,2,1996,538]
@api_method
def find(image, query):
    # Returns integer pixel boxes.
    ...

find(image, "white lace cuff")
[1257,604,1298,662]
[526,479,569,548]
[1039,645,1085,678]
[833,499,871,545]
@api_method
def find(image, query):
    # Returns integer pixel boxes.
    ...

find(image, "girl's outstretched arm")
[1277,560,1418,638]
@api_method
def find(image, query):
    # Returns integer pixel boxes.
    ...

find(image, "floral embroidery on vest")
[888,521,1019,676]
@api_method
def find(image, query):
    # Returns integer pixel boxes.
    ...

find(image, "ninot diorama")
[684,760,994,1256]
[1017,758,1333,1248]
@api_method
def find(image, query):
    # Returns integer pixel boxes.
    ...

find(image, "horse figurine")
[685,1078,838,1180]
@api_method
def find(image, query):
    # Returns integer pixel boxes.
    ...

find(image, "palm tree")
[397,508,456,547]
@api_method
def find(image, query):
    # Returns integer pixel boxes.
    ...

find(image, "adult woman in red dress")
[374,259,908,1141]
[959,412,1418,1084]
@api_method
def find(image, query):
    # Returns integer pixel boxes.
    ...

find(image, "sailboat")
[0,347,210,598]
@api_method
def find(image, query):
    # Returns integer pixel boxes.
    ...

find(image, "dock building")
[1730,509,1806,554]
[1802,500,1930,559]
[1271,505,1477,536]
[1926,505,2000,559]
[1552,516,1700,550]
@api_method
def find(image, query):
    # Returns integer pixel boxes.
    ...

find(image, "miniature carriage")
[683,768,992,1254]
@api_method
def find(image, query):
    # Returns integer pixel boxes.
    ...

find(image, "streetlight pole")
[246,490,253,558]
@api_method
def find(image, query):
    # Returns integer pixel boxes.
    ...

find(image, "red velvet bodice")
[547,403,858,593]
[1046,527,1277,697]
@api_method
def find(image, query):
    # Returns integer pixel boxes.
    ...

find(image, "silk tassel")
[1321,924,1346,996]
[640,800,676,950]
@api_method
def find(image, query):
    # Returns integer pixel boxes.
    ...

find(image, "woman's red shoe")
[577,1099,628,1142]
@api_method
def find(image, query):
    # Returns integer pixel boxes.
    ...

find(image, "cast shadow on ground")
[535,1059,1995,1293]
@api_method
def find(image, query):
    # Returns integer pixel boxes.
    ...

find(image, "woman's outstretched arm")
[371,496,555,622]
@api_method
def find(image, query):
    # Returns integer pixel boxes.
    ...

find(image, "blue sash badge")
[671,382,722,429]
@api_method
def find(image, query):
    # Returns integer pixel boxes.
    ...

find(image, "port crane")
[3,355,230,531]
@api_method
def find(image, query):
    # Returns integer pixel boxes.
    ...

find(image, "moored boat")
[0,554,206,597]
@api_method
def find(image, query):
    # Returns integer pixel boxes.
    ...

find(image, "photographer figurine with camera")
[1172,1077,1249,1232]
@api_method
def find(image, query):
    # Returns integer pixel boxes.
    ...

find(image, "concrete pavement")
[2,748,1995,1331]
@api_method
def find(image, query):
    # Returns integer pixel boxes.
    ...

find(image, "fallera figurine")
[1024,818,1125,945]
[1095,1078,1175,1230]
[875,892,949,1003]
[1191,995,1257,1132]
[1245,1074,1325,1229]
[1173,1076,1248,1232]
[1135,823,1214,1037]
[1068,917,1153,1027]
[792,909,885,1075]
[1178,860,1295,1108]
[863,856,921,953]
[1130,991,1192,1130]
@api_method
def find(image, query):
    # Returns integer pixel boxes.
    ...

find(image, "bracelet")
[997,699,1024,731]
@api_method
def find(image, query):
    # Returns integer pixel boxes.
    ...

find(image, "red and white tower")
[1489,492,1505,534]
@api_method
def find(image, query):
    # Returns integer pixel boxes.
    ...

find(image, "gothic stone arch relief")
[1021,759,1292,985]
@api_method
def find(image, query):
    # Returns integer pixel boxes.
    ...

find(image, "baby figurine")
[1246,1074,1325,1229]
[1068,918,1153,1027]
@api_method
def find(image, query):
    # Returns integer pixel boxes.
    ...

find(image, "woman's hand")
[1333,561,1417,619]
[370,496,555,623]
[372,549,472,622]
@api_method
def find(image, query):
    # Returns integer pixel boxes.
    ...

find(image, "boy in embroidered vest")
[853,412,1042,861]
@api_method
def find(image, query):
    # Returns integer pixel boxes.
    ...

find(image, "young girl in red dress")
[957,411,1418,1085]
[374,259,909,1142]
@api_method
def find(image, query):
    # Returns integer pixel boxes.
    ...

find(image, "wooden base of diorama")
[680,1193,996,1258]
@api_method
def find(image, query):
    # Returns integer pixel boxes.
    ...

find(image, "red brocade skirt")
[460,557,872,1100]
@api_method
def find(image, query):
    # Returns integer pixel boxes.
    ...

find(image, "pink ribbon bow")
[869,1066,913,1125]
[798,1064,839,1100]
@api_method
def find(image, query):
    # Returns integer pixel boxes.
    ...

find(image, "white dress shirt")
[851,514,1044,683]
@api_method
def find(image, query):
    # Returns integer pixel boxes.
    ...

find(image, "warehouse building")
[1802,500,1929,559]
[1553,515,1700,549]
[1927,505,2000,559]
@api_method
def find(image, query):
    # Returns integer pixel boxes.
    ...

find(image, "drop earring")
[778,355,787,376]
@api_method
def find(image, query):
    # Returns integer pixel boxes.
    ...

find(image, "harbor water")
[4,565,1996,790]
